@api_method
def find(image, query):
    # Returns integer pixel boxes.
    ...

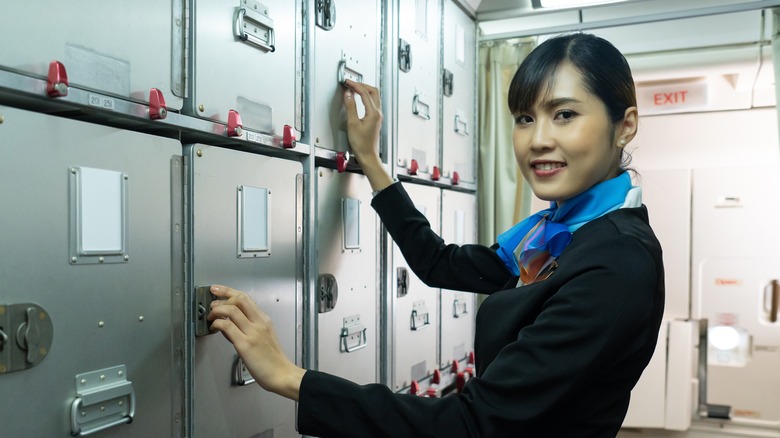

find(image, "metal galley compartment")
[309,0,382,164]
[439,189,477,383]
[186,0,301,147]
[396,0,441,181]
[0,0,184,112]
[391,184,441,394]
[0,106,183,437]
[186,145,302,437]
[316,169,380,385]
[441,0,477,188]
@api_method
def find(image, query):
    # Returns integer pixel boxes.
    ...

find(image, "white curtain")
[477,38,536,247]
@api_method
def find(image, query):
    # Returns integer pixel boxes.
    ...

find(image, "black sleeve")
[371,182,513,294]
[297,234,663,437]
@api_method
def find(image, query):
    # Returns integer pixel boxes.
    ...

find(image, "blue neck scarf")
[496,171,633,278]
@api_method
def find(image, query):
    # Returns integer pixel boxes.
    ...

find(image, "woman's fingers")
[344,80,381,113]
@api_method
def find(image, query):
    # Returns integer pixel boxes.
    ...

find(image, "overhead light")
[532,0,630,9]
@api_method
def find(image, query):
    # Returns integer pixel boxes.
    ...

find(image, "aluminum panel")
[392,183,441,391]
[310,0,382,153]
[0,0,184,109]
[442,1,477,185]
[187,145,301,437]
[316,169,379,384]
[0,106,182,437]
[439,189,476,369]
[188,0,300,135]
[396,0,441,176]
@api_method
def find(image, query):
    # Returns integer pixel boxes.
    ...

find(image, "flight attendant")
[208,33,664,437]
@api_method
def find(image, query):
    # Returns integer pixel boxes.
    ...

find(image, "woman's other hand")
[208,285,306,401]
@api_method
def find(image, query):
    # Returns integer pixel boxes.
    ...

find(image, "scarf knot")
[496,172,634,282]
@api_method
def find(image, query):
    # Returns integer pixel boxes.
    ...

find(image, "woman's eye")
[515,115,533,125]
[554,110,576,122]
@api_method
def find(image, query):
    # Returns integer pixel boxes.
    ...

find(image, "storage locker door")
[316,169,379,385]
[0,106,182,437]
[442,1,477,186]
[692,166,780,424]
[439,190,476,371]
[391,184,441,393]
[189,0,300,137]
[397,0,441,178]
[0,1,183,109]
[310,0,382,153]
[188,145,301,437]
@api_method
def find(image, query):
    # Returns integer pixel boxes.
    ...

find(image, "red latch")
[227,110,243,137]
[410,380,420,396]
[426,369,442,398]
[336,152,349,173]
[456,372,467,393]
[46,61,68,98]
[409,159,419,176]
[431,166,441,181]
[465,352,475,376]
[432,369,441,385]
[148,88,167,120]
[451,359,459,373]
[451,171,460,186]
[282,124,296,149]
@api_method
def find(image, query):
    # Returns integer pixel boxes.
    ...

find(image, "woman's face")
[513,62,626,204]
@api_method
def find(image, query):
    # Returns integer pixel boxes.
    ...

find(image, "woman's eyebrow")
[539,97,581,110]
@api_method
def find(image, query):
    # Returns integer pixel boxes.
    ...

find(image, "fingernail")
[211,285,220,292]
[345,90,353,101]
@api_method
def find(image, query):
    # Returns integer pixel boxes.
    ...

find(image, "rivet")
[175,224,180,232]
[39,312,46,320]
[196,150,203,157]
[81,411,86,417]
[100,375,106,381]
[0,115,4,124]
[39,347,47,356]
[118,400,124,406]
[100,406,105,412]
[118,371,123,377]
[80,379,87,386]
[124,255,129,261]
[237,254,242,258]
[71,168,77,174]
[71,257,77,263]
[123,173,128,180]
[98,257,105,263]
[138,316,144,322]
[198,104,205,112]
[98,321,105,327]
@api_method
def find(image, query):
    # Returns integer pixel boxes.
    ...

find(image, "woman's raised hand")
[343,79,382,162]
[208,285,305,401]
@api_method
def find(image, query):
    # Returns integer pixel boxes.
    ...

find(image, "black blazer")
[298,183,665,438]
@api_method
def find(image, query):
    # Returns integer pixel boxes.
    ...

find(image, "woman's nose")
[530,121,554,150]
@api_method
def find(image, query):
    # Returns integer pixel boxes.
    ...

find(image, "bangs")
[507,42,567,116]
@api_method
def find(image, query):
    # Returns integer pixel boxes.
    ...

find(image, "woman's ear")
[616,106,638,148]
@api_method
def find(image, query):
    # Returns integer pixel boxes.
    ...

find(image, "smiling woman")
[209,33,664,438]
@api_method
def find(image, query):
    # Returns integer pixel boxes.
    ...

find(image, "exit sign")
[637,81,708,115]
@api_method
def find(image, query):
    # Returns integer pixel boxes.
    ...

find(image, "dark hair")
[508,33,636,123]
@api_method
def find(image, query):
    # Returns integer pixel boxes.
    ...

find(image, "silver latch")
[337,59,363,86]
[318,274,339,313]
[411,301,430,331]
[453,298,468,318]
[233,356,256,386]
[195,286,218,337]
[316,0,336,30]
[396,267,409,298]
[70,365,135,436]
[442,69,454,97]
[234,0,276,52]
[412,94,431,120]
[399,39,412,72]
[340,315,368,353]
[0,303,53,375]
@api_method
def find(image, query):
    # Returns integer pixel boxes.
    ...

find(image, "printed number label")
[88,94,116,111]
